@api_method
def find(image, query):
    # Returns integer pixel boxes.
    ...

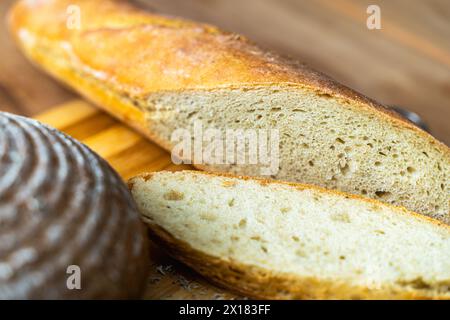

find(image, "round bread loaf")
[0,112,148,299]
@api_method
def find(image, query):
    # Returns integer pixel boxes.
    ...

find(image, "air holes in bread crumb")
[200,213,217,221]
[330,212,351,223]
[375,191,391,198]
[261,246,268,253]
[163,190,184,201]
[186,111,197,119]
[375,161,381,167]
[308,160,314,167]
[295,249,307,257]
[336,138,345,144]
[280,207,291,213]
[292,236,300,242]
[228,198,235,207]
[340,163,350,176]
[407,167,416,174]
[238,219,247,228]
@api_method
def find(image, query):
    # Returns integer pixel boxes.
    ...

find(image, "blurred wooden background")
[0,0,449,144]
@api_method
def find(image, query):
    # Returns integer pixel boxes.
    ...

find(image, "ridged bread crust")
[130,171,450,300]
[8,0,449,220]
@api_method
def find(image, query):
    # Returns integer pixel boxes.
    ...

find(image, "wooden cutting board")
[35,99,240,300]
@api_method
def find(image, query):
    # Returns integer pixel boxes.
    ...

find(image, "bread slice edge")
[129,170,450,300]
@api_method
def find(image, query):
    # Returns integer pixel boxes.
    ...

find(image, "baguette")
[9,0,449,222]
[129,170,450,300]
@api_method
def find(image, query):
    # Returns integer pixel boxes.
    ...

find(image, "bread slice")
[9,0,449,221]
[129,170,450,299]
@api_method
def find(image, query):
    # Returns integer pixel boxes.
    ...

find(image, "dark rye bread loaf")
[8,0,449,222]
[0,112,148,299]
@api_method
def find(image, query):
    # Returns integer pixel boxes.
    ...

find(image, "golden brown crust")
[8,0,449,159]
[145,217,449,300]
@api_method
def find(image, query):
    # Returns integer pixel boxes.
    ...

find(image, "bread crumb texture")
[130,171,450,299]
[145,88,449,223]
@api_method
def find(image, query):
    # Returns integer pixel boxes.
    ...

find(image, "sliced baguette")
[9,0,449,221]
[129,170,450,300]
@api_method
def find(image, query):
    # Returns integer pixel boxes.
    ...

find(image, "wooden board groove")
[35,99,239,300]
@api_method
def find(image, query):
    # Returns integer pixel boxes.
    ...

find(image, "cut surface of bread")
[9,0,449,221]
[129,171,450,300]
[145,88,449,223]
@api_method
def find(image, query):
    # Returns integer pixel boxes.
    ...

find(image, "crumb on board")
[148,262,246,300]
[155,264,173,276]
[148,276,162,284]
[174,275,201,292]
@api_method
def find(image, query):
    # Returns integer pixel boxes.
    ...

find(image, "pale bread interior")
[130,170,450,299]
[144,87,449,222]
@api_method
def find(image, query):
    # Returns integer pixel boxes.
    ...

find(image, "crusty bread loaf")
[129,170,450,300]
[9,0,449,221]
[0,112,148,299]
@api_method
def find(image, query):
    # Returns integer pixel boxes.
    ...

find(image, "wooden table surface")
[0,0,449,145]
